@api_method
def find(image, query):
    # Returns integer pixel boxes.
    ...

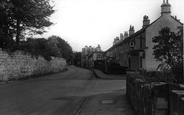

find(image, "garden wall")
[126,73,184,115]
[170,89,184,115]
[0,48,67,82]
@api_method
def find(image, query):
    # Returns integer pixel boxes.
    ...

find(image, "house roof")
[119,16,162,45]
[171,16,183,25]
[105,15,183,53]
[88,51,104,57]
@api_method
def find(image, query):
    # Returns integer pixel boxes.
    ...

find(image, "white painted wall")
[145,15,182,70]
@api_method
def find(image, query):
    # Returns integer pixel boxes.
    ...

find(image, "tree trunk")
[16,18,21,47]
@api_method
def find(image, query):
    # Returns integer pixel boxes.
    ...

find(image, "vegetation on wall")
[0,1,73,63]
[52,36,73,64]
[19,36,73,63]
[20,38,52,60]
[152,26,183,83]
[134,68,175,83]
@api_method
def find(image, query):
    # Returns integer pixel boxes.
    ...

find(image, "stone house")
[104,0,183,70]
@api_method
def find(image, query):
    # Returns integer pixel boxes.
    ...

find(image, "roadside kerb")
[90,69,127,80]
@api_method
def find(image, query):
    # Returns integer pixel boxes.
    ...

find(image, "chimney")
[92,47,96,52]
[116,37,119,44]
[113,37,119,45]
[89,46,92,52]
[85,46,88,55]
[161,0,171,16]
[120,33,124,41]
[96,44,101,51]
[129,25,135,36]
[124,31,129,39]
[142,15,150,28]
[113,38,116,45]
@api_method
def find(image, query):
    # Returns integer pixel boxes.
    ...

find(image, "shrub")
[152,27,183,83]
[129,69,176,83]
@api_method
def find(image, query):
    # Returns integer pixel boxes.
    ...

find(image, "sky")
[38,0,184,52]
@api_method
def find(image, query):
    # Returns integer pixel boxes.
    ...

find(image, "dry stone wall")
[126,73,184,115]
[169,85,184,115]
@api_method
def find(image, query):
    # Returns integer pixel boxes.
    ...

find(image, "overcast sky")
[39,0,184,52]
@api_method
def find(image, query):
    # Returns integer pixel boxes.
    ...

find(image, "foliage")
[0,1,73,63]
[152,26,183,83]
[130,69,176,83]
[156,62,171,71]
[48,36,73,64]
[73,52,82,66]
[0,0,15,49]
[47,36,62,58]
[19,38,52,60]
[18,36,73,62]
[0,0,54,49]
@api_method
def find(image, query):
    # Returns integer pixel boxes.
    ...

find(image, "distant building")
[104,0,183,70]
[81,44,103,67]
[88,51,104,68]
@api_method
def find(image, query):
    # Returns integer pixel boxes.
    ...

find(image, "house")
[88,51,104,68]
[81,44,103,68]
[105,0,183,70]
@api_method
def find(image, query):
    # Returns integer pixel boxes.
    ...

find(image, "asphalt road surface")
[0,66,126,115]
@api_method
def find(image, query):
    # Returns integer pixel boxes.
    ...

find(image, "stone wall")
[126,73,184,115]
[0,49,29,64]
[0,48,66,82]
[0,49,30,74]
[170,90,184,115]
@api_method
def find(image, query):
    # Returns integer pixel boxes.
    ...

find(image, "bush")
[129,69,176,83]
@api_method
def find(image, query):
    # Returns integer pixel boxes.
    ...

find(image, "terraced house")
[105,0,183,70]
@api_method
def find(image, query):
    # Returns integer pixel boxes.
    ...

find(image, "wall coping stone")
[172,90,184,95]
[151,82,167,85]
[135,78,145,83]
[179,84,184,88]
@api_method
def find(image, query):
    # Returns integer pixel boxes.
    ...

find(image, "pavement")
[75,69,135,115]
[91,69,127,80]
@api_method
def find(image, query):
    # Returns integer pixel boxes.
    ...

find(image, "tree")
[55,36,73,64]
[23,38,52,60]
[0,0,15,49]
[18,35,73,62]
[47,36,62,58]
[152,26,183,83]
[73,52,82,66]
[0,0,54,49]
[46,36,73,63]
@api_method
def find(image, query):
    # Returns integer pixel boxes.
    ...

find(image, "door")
[130,54,139,70]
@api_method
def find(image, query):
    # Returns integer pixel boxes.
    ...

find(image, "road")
[0,66,126,115]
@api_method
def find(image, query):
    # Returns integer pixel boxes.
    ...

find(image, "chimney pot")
[142,15,150,28]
